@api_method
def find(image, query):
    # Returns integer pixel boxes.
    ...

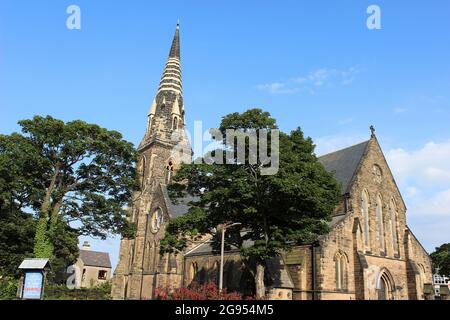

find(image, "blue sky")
[1,0,450,270]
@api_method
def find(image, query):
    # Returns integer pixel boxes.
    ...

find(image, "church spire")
[169,22,180,59]
[140,22,186,150]
[158,23,182,95]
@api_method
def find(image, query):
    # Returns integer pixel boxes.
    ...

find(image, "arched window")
[150,208,163,233]
[152,240,158,273]
[189,262,198,284]
[124,279,129,299]
[129,246,135,271]
[377,270,395,300]
[139,156,146,188]
[334,252,348,290]
[166,160,175,184]
[361,190,370,249]
[376,195,385,252]
[173,117,178,130]
[390,199,399,255]
[145,241,152,271]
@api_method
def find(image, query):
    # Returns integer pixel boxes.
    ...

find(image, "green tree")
[0,199,79,278]
[431,243,450,276]
[0,115,138,265]
[0,206,36,277]
[161,109,340,298]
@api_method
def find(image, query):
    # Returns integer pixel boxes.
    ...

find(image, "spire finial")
[167,22,180,59]
[177,19,180,28]
[370,125,376,138]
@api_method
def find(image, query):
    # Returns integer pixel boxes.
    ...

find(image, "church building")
[111,24,433,300]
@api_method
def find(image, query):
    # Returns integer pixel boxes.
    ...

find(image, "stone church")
[111,24,433,300]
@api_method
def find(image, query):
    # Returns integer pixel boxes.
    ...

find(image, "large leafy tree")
[431,243,450,276]
[0,115,138,264]
[161,109,340,298]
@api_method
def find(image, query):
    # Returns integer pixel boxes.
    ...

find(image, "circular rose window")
[372,165,382,183]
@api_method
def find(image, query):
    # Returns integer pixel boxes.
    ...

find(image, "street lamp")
[216,222,242,293]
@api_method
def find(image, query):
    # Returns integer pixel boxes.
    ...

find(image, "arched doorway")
[377,270,395,300]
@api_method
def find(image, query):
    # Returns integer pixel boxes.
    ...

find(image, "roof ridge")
[80,249,109,255]
[318,139,370,158]
[318,139,370,194]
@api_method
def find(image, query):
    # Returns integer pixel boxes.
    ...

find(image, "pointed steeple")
[141,22,186,150]
[158,23,182,95]
[169,22,180,59]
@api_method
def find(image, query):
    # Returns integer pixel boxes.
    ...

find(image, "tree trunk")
[255,261,266,299]
[33,162,61,259]
[33,216,53,258]
[50,198,63,226]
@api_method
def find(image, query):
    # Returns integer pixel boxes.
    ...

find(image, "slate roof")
[79,250,111,268]
[318,140,369,194]
[329,213,346,227]
[185,238,254,257]
[161,185,200,218]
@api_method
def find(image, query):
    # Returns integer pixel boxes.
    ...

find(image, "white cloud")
[386,140,450,186]
[256,67,360,95]
[386,140,450,232]
[412,189,450,217]
[255,83,300,94]
[385,140,450,246]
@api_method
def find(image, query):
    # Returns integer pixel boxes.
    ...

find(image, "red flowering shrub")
[155,282,249,300]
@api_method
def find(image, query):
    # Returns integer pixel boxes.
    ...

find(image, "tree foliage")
[431,243,450,276]
[0,206,36,277]
[161,109,340,298]
[0,115,138,265]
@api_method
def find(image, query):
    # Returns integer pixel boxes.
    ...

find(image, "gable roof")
[19,258,51,270]
[318,140,369,194]
[79,250,111,268]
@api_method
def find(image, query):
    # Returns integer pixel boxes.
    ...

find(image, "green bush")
[44,281,112,300]
[0,277,18,300]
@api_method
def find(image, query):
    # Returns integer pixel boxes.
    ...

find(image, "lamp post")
[217,222,242,293]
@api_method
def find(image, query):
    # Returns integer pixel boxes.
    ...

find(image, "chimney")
[82,241,91,251]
